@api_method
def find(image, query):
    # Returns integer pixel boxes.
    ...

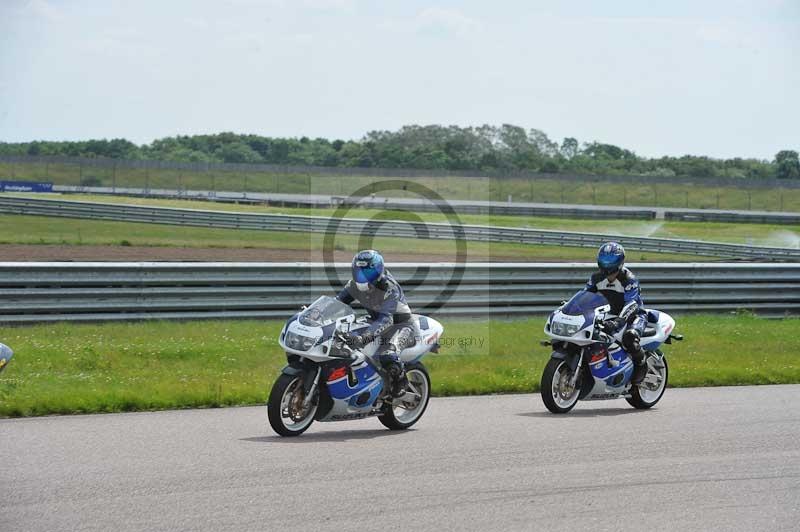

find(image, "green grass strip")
[1,314,797,417]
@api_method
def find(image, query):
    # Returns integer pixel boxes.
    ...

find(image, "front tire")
[267,373,318,437]
[379,363,431,430]
[627,352,669,409]
[541,358,580,414]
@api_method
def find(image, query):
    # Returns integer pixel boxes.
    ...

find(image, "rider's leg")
[623,315,648,384]
[376,324,414,397]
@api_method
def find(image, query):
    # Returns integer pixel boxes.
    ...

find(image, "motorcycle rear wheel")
[627,352,669,409]
[541,358,580,414]
[267,373,318,437]
[378,363,431,430]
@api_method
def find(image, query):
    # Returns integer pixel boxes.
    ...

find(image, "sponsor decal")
[327,367,347,382]
[590,352,606,364]
[329,412,373,421]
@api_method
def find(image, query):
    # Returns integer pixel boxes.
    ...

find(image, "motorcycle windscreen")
[299,295,353,327]
[561,290,609,317]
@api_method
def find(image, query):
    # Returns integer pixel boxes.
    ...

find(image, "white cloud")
[184,17,209,30]
[415,7,481,36]
[301,0,356,12]
[25,0,61,21]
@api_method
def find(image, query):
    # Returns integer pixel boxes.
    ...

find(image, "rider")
[336,250,414,398]
[585,242,648,385]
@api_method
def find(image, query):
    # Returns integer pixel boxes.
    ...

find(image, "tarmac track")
[2,385,799,531]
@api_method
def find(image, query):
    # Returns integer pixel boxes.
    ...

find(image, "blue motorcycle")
[540,290,683,414]
[268,296,443,436]
[0,343,13,374]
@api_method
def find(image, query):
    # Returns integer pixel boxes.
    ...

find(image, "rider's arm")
[363,284,401,337]
[336,281,355,305]
[619,274,642,320]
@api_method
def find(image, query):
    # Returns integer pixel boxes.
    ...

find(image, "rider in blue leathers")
[585,242,648,384]
[336,250,414,397]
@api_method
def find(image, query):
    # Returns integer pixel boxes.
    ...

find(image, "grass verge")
[1,314,797,417]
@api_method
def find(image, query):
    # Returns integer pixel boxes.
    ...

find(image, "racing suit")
[585,266,648,379]
[336,270,415,393]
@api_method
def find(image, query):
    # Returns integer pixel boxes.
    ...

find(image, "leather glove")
[601,318,625,334]
[345,332,370,350]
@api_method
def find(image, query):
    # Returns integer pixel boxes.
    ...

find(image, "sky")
[0,0,797,159]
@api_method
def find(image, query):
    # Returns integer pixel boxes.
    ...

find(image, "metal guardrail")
[52,185,800,224]
[0,262,798,323]
[1,196,799,261]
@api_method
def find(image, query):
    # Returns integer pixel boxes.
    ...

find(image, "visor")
[353,265,381,284]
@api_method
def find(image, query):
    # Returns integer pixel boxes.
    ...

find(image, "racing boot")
[624,329,648,385]
[631,359,648,385]
[386,359,408,398]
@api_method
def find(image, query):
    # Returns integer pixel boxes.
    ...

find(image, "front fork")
[282,363,321,410]
[550,347,584,389]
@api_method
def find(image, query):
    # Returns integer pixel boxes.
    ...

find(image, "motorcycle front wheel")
[378,363,431,430]
[541,358,580,414]
[267,373,318,437]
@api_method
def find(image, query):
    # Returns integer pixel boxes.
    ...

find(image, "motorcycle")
[540,290,683,414]
[267,295,444,436]
[0,342,13,374]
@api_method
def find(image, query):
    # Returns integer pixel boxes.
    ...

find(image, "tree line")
[1,124,798,180]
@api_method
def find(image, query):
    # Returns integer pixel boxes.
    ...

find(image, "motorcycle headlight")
[552,321,580,337]
[285,331,316,351]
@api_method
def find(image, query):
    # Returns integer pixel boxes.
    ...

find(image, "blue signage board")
[0,180,54,192]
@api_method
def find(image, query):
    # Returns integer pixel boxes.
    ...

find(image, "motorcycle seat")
[644,309,660,323]
[642,327,658,338]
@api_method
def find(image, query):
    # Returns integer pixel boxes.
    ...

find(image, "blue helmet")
[597,242,625,275]
[352,249,384,291]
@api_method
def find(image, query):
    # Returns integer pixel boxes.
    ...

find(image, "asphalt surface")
[2,385,799,532]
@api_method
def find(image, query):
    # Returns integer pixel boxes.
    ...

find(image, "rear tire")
[268,373,318,437]
[541,358,580,414]
[627,353,669,409]
[379,363,431,430]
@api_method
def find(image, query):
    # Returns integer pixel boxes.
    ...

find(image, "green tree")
[775,150,800,180]
[560,137,579,159]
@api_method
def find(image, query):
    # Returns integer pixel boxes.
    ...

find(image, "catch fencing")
[0,262,798,323]
[2,154,799,189]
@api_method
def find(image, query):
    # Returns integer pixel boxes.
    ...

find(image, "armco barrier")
[1,196,798,261]
[0,262,798,323]
[51,185,800,224]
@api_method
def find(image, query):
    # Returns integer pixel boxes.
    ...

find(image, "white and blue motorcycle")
[540,290,683,414]
[0,342,12,374]
[268,295,444,437]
